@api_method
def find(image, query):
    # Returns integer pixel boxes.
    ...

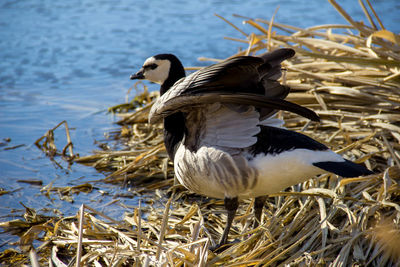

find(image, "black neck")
[163,112,186,159]
[160,56,185,96]
[160,56,186,159]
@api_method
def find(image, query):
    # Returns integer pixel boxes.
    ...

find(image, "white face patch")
[142,57,171,84]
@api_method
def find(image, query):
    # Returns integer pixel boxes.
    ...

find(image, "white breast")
[174,144,258,199]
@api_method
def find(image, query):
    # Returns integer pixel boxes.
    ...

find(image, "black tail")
[313,159,373,177]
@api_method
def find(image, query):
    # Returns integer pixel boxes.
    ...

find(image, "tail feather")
[313,159,373,177]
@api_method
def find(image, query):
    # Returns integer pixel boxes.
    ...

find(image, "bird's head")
[130,54,185,94]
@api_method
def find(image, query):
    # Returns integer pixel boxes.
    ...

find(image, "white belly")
[174,144,343,199]
[248,149,344,197]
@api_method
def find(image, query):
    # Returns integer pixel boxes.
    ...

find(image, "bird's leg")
[215,197,239,250]
[253,196,267,229]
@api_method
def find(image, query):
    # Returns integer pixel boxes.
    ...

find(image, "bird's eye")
[144,63,158,70]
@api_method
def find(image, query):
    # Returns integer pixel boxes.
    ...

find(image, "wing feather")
[199,104,260,148]
[149,92,320,123]
[149,49,317,129]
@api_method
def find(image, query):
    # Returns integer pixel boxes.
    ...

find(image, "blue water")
[0,0,399,248]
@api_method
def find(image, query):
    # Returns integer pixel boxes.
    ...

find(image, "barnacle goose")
[130,48,373,250]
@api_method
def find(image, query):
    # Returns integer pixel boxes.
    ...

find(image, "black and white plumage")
[130,49,373,250]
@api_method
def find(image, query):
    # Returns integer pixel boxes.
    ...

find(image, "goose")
[130,48,373,250]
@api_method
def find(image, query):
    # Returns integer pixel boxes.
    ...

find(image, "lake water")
[0,0,399,248]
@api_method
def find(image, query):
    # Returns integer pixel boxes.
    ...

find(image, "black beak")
[130,69,144,80]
